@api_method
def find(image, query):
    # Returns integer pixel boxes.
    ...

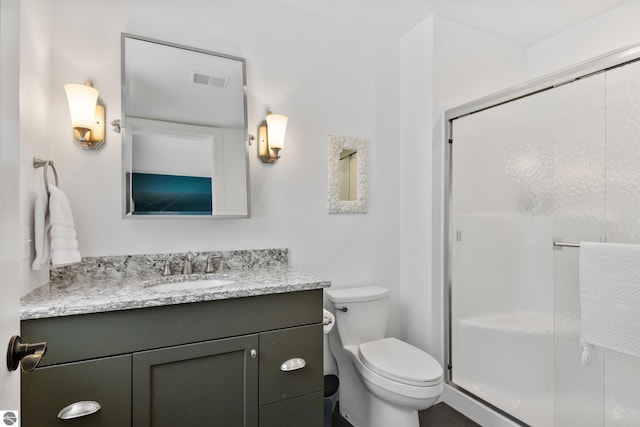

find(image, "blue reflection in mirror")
[131,173,213,215]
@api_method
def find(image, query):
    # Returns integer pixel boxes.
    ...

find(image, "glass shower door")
[601,59,640,427]
[450,73,606,426]
[550,73,606,427]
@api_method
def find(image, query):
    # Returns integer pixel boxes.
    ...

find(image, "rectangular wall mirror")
[328,135,368,214]
[121,34,250,218]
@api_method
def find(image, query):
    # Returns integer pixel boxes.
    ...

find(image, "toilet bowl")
[326,286,443,427]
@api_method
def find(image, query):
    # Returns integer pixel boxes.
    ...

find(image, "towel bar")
[33,156,59,192]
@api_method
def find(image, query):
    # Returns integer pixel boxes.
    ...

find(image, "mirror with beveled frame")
[121,34,249,218]
[328,135,368,214]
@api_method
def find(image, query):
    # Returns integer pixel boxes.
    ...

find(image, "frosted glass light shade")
[64,83,99,128]
[266,113,288,150]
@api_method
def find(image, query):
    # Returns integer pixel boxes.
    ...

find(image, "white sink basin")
[151,279,235,292]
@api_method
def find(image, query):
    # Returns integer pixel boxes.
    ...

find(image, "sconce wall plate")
[258,120,276,163]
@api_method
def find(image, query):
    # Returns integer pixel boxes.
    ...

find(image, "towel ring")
[33,156,59,191]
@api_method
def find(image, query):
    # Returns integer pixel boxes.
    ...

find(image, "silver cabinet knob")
[57,401,101,420]
[250,349,257,359]
[280,357,306,372]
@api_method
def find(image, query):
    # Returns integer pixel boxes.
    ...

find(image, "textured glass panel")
[552,74,605,427]
[450,54,640,427]
[451,88,557,426]
[451,72,612,427]
[604,59,640,427]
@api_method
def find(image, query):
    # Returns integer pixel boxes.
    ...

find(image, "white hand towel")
[50,238,79,250]
[580,241,640,359]
[31,186,51,270]
[48,185,81,268]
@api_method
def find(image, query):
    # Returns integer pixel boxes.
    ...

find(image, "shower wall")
[449,59,640,426]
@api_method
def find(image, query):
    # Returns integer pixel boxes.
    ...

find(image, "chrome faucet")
[182,251,194,275]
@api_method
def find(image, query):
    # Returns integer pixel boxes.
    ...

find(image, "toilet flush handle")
[335,306,348,313]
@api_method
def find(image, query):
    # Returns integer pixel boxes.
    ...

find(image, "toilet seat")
[358,337,443,387]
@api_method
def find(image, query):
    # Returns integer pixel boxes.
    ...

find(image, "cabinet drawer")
[21,354,131,426]
[259,391,323,427]
[259,324,323,405]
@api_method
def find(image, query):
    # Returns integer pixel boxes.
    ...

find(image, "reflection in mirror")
[339,149,357,201]
[121,34,249,218]
[328,135,368,214]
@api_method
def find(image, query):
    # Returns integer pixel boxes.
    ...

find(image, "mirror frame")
[327,135,368,214]
[120,33,250,219]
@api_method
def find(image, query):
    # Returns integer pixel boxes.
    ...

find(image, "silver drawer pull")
[57,401,101,420]
[280,357,306,372]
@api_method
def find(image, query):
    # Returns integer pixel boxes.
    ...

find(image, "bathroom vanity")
[19,249,329,427]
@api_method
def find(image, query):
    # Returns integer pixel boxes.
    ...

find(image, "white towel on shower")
[32,185,81,270]
[580,241,640,359]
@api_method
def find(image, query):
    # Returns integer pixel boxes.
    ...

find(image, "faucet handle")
[205,255,222,273]
[162,260,172,276]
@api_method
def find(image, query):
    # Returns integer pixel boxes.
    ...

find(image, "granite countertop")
[21,265,331,321]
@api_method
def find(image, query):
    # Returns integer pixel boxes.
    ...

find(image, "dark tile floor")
[332,402,480,427]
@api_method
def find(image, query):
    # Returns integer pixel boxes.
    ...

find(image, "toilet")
[326,286,443,427]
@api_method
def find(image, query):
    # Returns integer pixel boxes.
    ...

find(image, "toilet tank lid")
[326,286,390,303]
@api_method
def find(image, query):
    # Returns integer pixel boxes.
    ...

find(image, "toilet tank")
[326,286,390,346]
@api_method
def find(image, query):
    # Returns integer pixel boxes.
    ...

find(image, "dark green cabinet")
[133,335,259,427]
[21,290,323,427]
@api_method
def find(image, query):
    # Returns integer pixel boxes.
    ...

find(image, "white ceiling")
[277,0,630,47]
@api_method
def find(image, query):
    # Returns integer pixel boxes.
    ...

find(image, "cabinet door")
[132,334,259,427]
[21,354,132,426]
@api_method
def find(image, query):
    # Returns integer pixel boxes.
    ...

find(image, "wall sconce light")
[64,81,105,150]
[258,111,288,163]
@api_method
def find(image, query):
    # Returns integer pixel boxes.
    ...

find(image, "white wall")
[1,0,24,409]
[399,16,435,354]
[400,15,526,358]
[433,17,526,112]
[20,0,52,296]
[527,0,640,78]
[20,0,404,332]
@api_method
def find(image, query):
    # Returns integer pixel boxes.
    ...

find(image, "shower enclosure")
[445,45,640,426]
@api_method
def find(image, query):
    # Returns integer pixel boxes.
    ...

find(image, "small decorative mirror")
[121,34,249,218]
[328,135,368,214]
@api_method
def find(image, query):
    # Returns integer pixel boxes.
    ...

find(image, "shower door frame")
[442,42,640,424]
